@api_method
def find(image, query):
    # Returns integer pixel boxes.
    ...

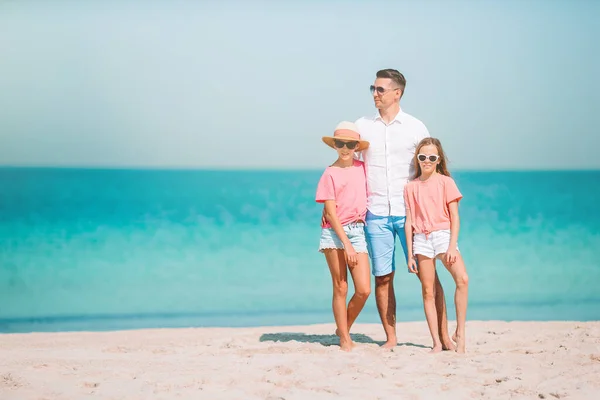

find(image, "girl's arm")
[446,200,460,264]
[448,200,460,247]
[404,208,417,273]
[323,200,357,263]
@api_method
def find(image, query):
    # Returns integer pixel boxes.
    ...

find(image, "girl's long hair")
[411,137,451,180]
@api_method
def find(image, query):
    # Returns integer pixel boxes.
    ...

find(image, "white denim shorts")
[413,229,458,259]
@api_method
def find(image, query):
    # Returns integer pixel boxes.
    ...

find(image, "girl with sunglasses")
[403,137,470,354]
[315,121,371,352]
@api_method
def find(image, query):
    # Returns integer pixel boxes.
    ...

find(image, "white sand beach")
[1,321,599,399]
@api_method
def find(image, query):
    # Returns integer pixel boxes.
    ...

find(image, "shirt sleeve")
[444,177,463,204]
[403,185,411,210]
[315,170,335,203]
[411,121,430,153]
[353,118,365,161]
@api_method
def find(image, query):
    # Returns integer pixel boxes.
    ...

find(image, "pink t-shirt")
[403,173,462,235]
[315,160,368,228]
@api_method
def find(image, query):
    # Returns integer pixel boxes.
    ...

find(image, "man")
[355,69,454,349]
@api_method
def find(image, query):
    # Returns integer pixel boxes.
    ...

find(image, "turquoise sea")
[1,168,599,333]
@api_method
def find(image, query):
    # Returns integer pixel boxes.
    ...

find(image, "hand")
[344,244,358,266]
[445,247,459,266]
[321,207,327,226]
[407,257,418,274]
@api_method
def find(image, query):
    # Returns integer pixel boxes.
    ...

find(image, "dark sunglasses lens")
[370,85,387,94]
[334,140,358,150]
[417,155,427,162]
[429,156,438,162]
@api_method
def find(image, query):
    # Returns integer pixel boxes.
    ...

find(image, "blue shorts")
[365,210,409,276]
[319,222,368,254]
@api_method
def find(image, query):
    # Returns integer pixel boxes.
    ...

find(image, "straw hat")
[322,121,370,151]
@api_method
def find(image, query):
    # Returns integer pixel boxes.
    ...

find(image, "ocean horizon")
[1,167,599,334]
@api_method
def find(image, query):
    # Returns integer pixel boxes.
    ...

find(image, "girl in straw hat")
[315,121,371,352]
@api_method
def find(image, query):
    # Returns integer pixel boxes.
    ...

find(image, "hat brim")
[322,136,370,152]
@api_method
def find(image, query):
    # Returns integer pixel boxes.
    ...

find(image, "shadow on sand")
[259,332,429,349]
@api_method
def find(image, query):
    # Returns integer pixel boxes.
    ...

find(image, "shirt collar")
[373,108,405,124]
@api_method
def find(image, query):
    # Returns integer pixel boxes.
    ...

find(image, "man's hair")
[376,69,406,96]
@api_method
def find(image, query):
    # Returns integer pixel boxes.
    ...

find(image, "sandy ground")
[1,321,599,399]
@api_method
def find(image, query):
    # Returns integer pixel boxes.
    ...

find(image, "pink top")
[403,173,463,235]
[315,160,368,228]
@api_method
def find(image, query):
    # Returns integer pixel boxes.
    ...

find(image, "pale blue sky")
[0,0,598,170]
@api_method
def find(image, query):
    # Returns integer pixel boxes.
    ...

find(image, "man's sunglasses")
[370,85,400,95]
[334,139,359,150]
[417,154,440,162]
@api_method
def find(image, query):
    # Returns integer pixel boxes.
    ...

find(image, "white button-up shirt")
[355,110,430,217]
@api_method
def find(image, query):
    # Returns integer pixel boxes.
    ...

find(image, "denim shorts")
[318,221,368,254]
[365,211,409,277]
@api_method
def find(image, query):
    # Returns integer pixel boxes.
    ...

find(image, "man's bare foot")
[339,337,353,352]
[429,344,443,354]
[381,338,397,349]
[455,335,466,354]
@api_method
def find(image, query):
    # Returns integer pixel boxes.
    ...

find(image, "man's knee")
[375,272,394,287]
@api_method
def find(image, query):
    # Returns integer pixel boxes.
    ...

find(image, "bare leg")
[416,255,442,353]
[375,272,397,348]
[440,254,469,353]
[417,269,454,350]
[324,249,353,351]
[434,272,455,351]
[346,253,371,332]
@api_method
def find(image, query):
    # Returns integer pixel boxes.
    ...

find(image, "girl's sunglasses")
[417,154,440,162]
[334,139,359,150]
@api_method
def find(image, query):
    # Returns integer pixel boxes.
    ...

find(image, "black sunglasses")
[334,139,359,150]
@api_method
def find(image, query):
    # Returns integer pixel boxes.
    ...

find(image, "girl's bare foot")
[430,344,443,354]
[339,336,353,352]
[452,330,458,344]
[454,334,466,354]
[442,339,456,351]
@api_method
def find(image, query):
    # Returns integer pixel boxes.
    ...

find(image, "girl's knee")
[333,280,349,296]
[355,286,371,299]
[421,285,435,301]
[457,273,469,288]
